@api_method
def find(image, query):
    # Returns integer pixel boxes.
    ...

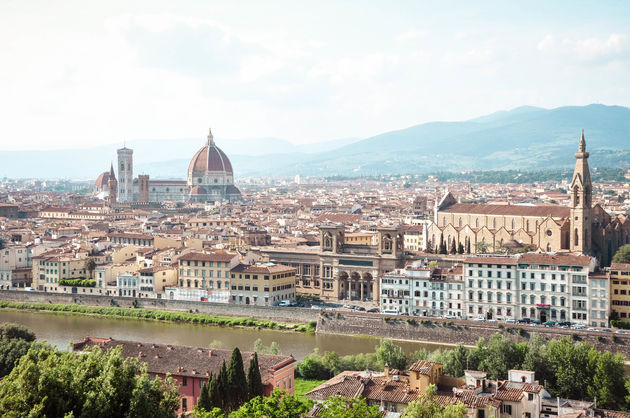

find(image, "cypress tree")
[450,240,456,254]
[227,347,248,410]
[208,373,222,411]
[457,242,464,254]
[197,373,213,411]
[247,353,264,400]
[439,235,447,254]
[217,360,229,411]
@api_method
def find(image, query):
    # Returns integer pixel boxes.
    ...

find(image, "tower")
[569,130,592,253]
[117,147,133,202]
[138,175,149,203]
[107,163,117,205]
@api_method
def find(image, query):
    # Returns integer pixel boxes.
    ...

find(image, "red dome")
[95,172,110,187]
[188,144,233,176]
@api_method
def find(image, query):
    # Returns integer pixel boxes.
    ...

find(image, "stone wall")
[0,290,319,324]
[317,312,630,357]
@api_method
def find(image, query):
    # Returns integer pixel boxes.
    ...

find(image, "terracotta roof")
[611,263,630,272]
[440,203,569,218]
[231,263,295,274]
[95,172,110,187]
[178,252,236,262]
[408,360,438,375]
[188,142,233,176]
[73,337,294,382]
[519,253,591,266]
[464,256,519,265]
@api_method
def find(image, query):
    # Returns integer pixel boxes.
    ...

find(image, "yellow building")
[610,263,630,320]
[229,263,296,306]
[177,252,237,294]
[33,253,88,292]
[344,233,374,246]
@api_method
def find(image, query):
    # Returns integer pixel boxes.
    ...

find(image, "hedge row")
[59,278,95,288]
[610,320,630,330]
[0,301,316,333]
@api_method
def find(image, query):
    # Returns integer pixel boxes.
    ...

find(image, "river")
[0,310,452,360]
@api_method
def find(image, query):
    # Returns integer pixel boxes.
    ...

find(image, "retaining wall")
[0,290,319,324]
[317,312,630,357]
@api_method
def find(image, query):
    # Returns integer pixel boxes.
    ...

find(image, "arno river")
[0,310,450,359]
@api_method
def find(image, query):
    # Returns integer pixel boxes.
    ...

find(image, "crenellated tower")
[107,163,117,206]
[569,129,592,254]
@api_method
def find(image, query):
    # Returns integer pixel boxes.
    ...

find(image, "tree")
[449,240,457,254]
[318,395,381,418]
[226,348,248,410]
[403,384,467,418]
[612,244,630,264]
[375,339,407,371]
[198,374,214,412]
[229,389,312,418]
[85,257,97,279]
[477,333,523,380]
[0,345,180,418]
[475,241,490,254]
[521,334,551,386]
[217,360,228,409]
[0,323,36,342]
[425,239,433,253]
[465,239,471,254]
[438,235,447,254]
[247,353,264,400]
[457,242,464,254]
[0,323,39,378]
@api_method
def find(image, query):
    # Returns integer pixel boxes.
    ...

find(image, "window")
[182,377,187,386]
[182,398,187,411]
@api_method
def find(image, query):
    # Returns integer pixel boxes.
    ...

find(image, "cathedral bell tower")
[107,163,118,206]
[569,130,592,253]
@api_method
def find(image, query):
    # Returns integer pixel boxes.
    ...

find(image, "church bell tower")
[569,130,592,253]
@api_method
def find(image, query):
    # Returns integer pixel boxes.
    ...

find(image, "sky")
[1,0,630,151]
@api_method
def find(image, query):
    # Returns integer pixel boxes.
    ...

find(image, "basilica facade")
[93,129,241,204]
[427,131,630,266]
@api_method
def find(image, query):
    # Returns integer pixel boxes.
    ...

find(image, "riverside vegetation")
[0,301,317,333]
[297,333,630,411]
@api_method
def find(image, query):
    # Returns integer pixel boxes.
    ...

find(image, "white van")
[382,309,400,316]
[278,300,291,307]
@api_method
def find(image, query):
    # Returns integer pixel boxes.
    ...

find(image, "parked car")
[367,308,379,313]
[544,321,556,327]
[557,321,572,327]
[517,318,531,324]
[615,330,627,334]
[573,324,586,330]
[473,317,486,322]
[278,300,291,307]
[586,327,597,332]
[505,318,516,323]
[382,309,400,316]
[601,328,612,332]
[444,315,457,319]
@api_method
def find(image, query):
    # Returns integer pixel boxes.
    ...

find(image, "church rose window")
[546,230,552,236]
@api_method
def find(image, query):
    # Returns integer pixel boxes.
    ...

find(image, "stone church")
[427,131,630,265]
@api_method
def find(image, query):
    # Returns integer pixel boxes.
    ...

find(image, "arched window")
[475,219,479,228]
[574,186,580,206]
[459,217,463,227]
[526,220,530,232]
[493,218,497,229]
[574,228,579,246]
[443,216,447,225]
[511,219,515,230]
[530,295,535,305]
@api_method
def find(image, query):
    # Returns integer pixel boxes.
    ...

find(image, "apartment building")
[229,262,296,306]
[610,263,630,320]
[463,253,596,324]
[177,252,238,302]
[33,252,88,292]
[380,261,463,317]
[0,245,32,289]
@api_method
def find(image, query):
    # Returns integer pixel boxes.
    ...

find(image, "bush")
[59,278,95,287]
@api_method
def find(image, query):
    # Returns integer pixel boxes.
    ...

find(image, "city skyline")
[1,0,630,150]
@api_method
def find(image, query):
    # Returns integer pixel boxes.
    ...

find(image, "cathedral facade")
[94,129,241,204]
[427,131,630,266]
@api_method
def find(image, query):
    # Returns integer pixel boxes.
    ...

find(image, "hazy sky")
[1,0,629,150]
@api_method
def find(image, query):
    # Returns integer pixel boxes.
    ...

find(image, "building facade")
[229,262,296,306]
[427,132,630,266]
[610,263,630,320]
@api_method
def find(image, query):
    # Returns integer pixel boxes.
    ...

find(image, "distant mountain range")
[2,104,630,180]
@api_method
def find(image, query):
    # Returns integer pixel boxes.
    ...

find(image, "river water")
[0,310,451,360]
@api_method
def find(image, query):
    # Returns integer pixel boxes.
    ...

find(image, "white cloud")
[537,33,630,63]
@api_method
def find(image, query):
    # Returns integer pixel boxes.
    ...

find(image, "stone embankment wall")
[0,290,319,324]
[318,312,630,357]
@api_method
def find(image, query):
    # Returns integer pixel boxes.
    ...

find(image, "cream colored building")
[229,262,296,306]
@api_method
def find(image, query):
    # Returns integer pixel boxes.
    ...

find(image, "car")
[343,304,352,309]
[505,318,516,323]
[488,319,497,323]
[586,327,597,332]
[557,321,571,327]
[473,317,486,322]
[615,330,627,334]
[24,287,35,292]
[573,324,586,330]
[277,300,291,307]
[444,315,457,319]
[367,308,379,313]
[532,319,542,325]
[561,325,570,329]
[517,318,531,324]
[601,328,612,332]
[310,305,323,310]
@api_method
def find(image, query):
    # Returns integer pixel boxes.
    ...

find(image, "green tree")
[521,334,551,386]
[0,345,180,418]
[589,351,627,410]
[247,353,264,400]
[375,339,407,371]
[449,240,457,254]
[475,241,490,254]
[198,374,214,412]
[226,347,248,410]
[612,244,630,264]
[229,389,312,418]
[403,384,467,418]
[318,395,381,418]
[477,333,524,380]
[297,351,331,380]
[85,257,97,279]
[439,236,447,254]
[0,323,36,342]
[457,242,464,254]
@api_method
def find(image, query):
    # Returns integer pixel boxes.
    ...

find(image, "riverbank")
[0,301,316,333]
